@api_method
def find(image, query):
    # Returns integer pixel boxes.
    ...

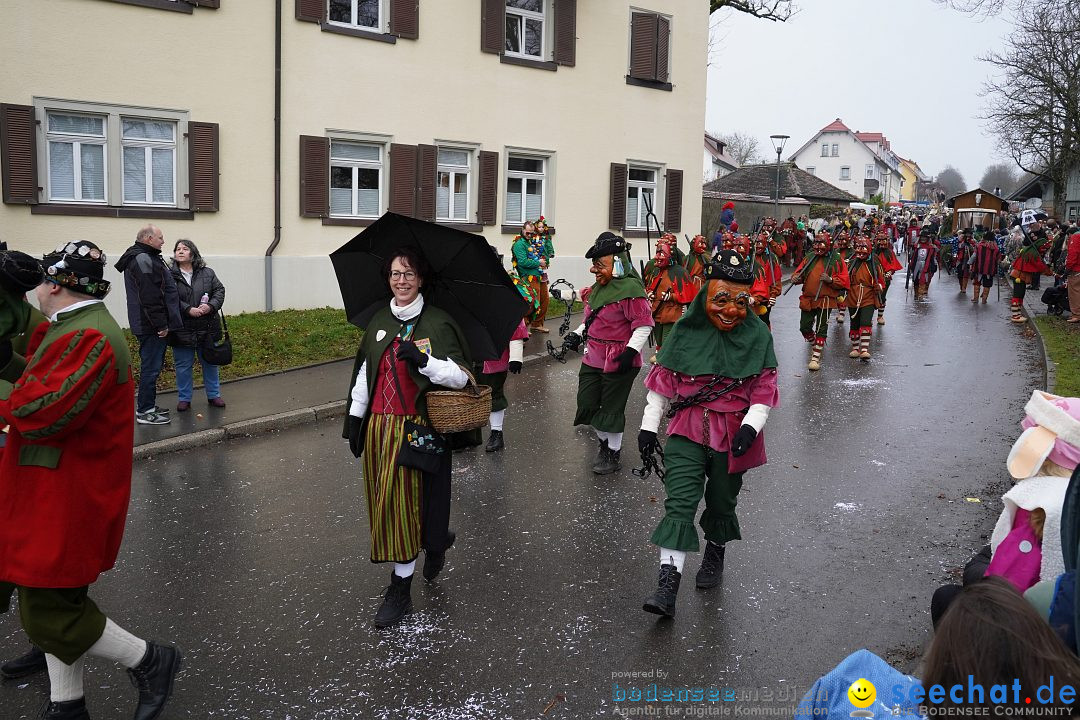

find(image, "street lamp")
[769,134,790,220]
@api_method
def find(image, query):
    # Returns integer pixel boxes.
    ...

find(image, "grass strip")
[1033,315,1080,395]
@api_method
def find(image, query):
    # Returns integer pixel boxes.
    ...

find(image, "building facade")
[0,0,707,320]
[702,133,738,183]
[787,119,907,205]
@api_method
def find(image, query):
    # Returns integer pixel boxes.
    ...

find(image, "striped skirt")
[362,413,423,562]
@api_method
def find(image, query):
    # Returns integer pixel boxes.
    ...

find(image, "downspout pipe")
[264,0,282,312]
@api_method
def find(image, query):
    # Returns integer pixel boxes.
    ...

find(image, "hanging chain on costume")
[666,376,744,416]
[632,442,666,481]
[547,295,598,364]
[547,278,577,336]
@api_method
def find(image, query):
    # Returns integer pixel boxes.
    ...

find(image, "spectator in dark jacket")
[114,225,182,425]
[169,239,226,410]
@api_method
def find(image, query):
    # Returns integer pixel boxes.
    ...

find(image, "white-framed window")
[831,144,839,157]
[505,0,545,59]
[327,0,381,30]
[820,143,828,157]
[46,113,107,204]
[806,167,816,176]
[626,165,660,230]
[121,118,176,206]
[840,166,851,181]
[436,148,471,222]
[865,164,876,180]
[505,154,546,224]
[330,140,382,218]
[40,100,189,208]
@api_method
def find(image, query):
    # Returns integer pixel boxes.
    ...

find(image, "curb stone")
[1021,292,1056,393]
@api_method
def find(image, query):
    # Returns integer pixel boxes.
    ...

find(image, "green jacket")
[341,303,471,440]
[1,304,47,392]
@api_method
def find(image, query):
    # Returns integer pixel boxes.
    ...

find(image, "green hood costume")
[656,282,777,379]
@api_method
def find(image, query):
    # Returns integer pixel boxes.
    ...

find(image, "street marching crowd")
[1,199,1080,717]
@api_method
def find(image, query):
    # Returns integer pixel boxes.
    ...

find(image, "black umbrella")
[330,212,531,361]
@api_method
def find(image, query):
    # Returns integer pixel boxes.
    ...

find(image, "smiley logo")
[847,678,876,716]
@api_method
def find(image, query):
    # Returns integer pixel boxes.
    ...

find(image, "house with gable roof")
[787,119,906,204]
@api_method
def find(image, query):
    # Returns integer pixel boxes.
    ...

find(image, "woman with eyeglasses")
[342,247,471,629]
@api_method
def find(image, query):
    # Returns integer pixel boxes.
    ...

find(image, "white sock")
[45,653,84,703]
[489,409,505,431]
[607,432,623,451]
[394,561,415,578]
[660,548,686,573]
[595,429,609,444]
[86,618,148,668]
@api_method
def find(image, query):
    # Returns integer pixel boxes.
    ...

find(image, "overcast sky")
[705,0,1014,188]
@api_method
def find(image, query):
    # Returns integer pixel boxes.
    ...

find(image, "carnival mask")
[721,232,735,251]
[733,236,752,258]
[654,244,671,268]
[706,279,750,332]
[590,254,614,285]
[691,235,708,254]
[813,238,829,256]
[854,241,871,260]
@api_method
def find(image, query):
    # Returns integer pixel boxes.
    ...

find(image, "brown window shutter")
[480,0,504,54]
[388,143,418,216]
[553,0,576,66]
[477,150,498,225]
[664,168,683,232]
[655,16,670,82]
[416,144,437,221]
[629,13,658,81]
[0,104,38,205]
[390,0,419,39]
[609,163,627,231]
[295,0,323,23]
[187,121,219,212]
[299,135,329,218]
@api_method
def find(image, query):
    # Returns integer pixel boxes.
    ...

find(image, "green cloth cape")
[341,301,471,438]
[655,283,777,378]
[586,250,646,310]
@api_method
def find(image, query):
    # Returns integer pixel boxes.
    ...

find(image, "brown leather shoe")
[176,401,190,412]
[208,397,226,408]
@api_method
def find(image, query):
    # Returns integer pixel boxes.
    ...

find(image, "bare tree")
[979,163,1019,195]
[713,132,761,165]
[709,0,797,22]
[936,166,968,196]
[980,0,1080,213]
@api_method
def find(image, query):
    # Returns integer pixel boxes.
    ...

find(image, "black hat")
[704,249,754,285]
[0,247,45,295]
[585,232,632,259]
[919,227,934,238]
[41,240,111,299]
[960,227,973,235]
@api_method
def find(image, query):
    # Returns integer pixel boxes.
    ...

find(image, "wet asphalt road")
[0,276,1044,719]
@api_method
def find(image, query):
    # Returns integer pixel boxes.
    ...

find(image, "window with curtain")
[505,0,545,59]
[820,143,828,157]
[47,113,107,203]
[626,166,658,230]
[330,141,382,217]
[437,148,470,222]
[328,0,380,30]
[121,118,176,205]
[505,154,545,225]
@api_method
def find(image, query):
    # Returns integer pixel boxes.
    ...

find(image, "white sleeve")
[349,361,369,418]
[743,403,771,433]
[626,324,652,353]
[571,322,585,335]
[640,390,670,432]
[509,339,524,364]
[419,355,469,389]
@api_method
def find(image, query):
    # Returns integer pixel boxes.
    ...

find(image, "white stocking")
[489,409,505,431]
[45,653,84,702]
[86,618,147,668]
[394,561,415,578]
[659,548,686,573]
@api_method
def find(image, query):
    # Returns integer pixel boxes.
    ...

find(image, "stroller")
[1042,279,1071,316]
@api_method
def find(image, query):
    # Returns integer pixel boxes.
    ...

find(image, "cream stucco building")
[0,0,708,322]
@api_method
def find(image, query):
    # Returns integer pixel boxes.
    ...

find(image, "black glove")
[347,416,364,458]
[563,332,583,352]
[0,339,10,368]
[508,360,522,374]
[614,348,639,373]
[396,340,428,368]
[730,424,758,457]
[638,429,659,455]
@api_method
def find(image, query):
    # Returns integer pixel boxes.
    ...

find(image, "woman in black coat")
[169,239,226,410]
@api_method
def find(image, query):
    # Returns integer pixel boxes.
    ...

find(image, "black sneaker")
[1,645,45,679]
[127,642,182,720]
[136,410,170,426]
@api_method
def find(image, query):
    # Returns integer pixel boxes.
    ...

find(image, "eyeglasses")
[389,270,417,281]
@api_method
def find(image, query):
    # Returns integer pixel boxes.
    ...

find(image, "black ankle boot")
[484,430,504,453]
[126,642,183,720]
[592,439,609,470]
[695,541,726,589]
[642,563,682,617]
[374,571,413,628]
[41,698,91,719]
[423,530,456,581]
[593,444,621,475]
[2,644,46,679]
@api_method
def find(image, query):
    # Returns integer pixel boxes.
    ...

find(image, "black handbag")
[198,309,233,366]
[387,337,446,473]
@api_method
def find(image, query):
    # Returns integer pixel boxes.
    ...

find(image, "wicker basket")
[425,369,492,433]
